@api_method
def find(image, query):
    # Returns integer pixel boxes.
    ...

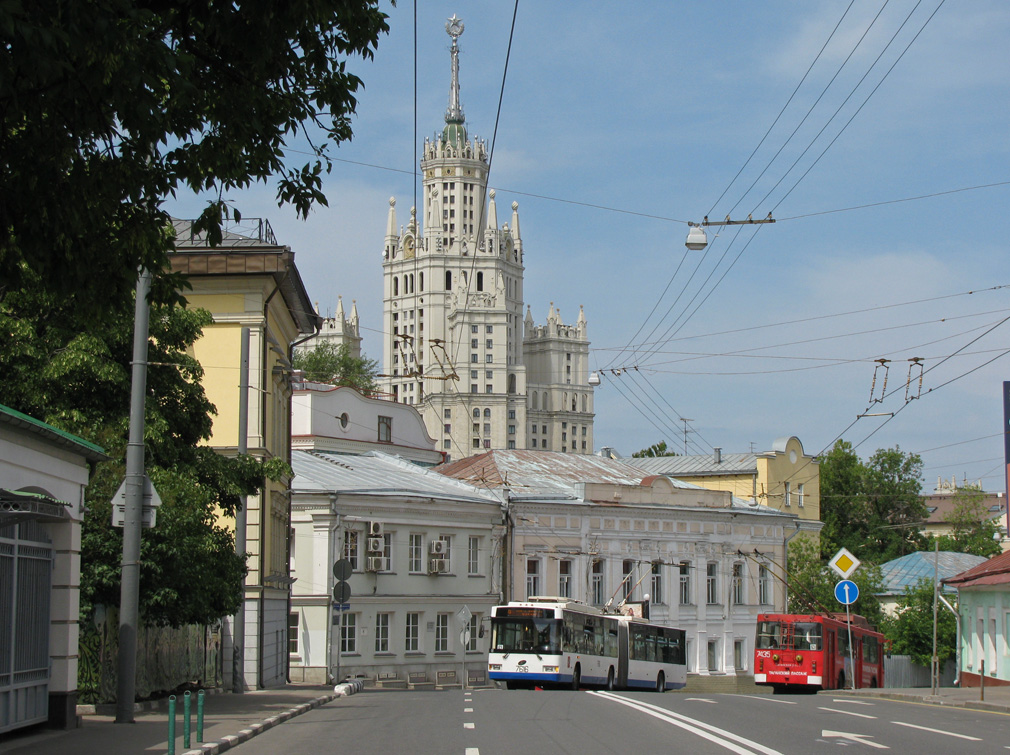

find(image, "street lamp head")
[685,224,708,251]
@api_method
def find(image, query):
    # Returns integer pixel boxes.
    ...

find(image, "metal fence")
[79,609,222,704]
[884,654,956,688]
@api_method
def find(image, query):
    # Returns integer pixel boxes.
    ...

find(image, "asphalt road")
[232,687,1010,754]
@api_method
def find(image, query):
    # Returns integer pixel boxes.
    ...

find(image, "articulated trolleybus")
[754,613,885,692]
[488,598,686,691]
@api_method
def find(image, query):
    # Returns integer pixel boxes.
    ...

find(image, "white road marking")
[464,722,475,729]
[818,706,877,719]
[464,707,473,712]
[591,691,783,755]
[831,699,875,705]
[821,730,889,749]
[465,749,480,755]
[891,721,981,741]
[729,695,797,705]
[685,697,717,704]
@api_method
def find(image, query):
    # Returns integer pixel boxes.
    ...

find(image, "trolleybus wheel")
[870,676,878,688]
[606,667,615,691]
[837,671,845,690]
[656,671,665,693]
[571,665,581,691]
[505,681,517,690]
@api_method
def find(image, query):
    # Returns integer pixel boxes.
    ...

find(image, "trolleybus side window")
[795,622,822,651]
[863,635,880,664]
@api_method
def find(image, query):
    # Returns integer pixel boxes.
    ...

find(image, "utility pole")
[678,418,693,455]
[115,269,152,724]
[232,327,250,693]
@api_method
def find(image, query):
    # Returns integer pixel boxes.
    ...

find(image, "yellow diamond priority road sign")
[829,547,860,579]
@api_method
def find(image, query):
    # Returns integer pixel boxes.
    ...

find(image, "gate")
[0,521,53,733]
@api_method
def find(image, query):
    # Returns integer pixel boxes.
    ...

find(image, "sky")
[166,1,1010,491]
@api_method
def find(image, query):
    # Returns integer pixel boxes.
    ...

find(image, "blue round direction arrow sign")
[834,579,859,605]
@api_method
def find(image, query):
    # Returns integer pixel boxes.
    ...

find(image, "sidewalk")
[0,684,342,755]
[833,684,1010,715]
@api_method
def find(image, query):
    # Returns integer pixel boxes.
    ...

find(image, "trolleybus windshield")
[492,616,562,654]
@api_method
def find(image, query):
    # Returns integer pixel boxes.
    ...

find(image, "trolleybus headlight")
[772,654,779,662]
[543,665,559,673]
[795,654,803,663]
[489,664,501,670]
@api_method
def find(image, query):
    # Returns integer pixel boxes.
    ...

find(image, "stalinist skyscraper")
[381,16,594,461]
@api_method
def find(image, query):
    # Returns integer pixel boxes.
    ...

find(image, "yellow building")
[624,437,820,523]
[171,219,319,689]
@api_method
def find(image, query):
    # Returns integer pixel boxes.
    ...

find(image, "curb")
[178,692,337,755]
[77,687,226,717]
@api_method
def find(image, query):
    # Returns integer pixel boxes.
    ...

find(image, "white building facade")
[380,16,594,461]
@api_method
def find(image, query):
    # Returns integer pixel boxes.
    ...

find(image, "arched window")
[445,271,452,290]
[393,277,398,296]
[543,393,550,411]
[419,272,424,292]
[582,393,587,412]
[477,272,484,291]
[483,408,491,418]
[508,374,517,394]
[473,408,480,418]
[531,392,538,410]
[409,274,414,293]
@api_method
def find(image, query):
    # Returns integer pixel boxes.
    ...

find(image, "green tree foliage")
[0,276,281,626]
[819,440,927,563]
[0,0,390,315]
[787,536,885,630]
[881,578,957,667]
[929,486,1003,558]
[293,342,379,394]
[632,440,678,458]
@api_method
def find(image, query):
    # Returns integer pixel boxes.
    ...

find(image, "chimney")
[714,447,722,464]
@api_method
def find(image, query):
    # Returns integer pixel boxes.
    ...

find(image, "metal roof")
[624,452,759,476]
[292,450,501,504]
[944,549,1010,588]
[880,551,988,595]
[0,403,107,461]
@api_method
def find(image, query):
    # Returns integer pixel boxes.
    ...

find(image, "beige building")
[624,436,820,522]
[171,218,319,689]
[380,16,594,461]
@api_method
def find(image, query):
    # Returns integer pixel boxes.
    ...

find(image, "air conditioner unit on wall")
[368,537,384,553]
[369,521,383,536]
[430,539,447,555]
[428,558,448,574]
[366,556,383,572]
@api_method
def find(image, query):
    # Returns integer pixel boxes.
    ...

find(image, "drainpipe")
[937,592,960,686]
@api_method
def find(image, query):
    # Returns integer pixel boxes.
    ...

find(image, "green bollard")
[197,689,205,743]
[167,695,177,755]
[183,690,191,749]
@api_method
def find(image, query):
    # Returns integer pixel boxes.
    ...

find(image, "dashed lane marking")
[818,707,877,719]
[891,721,981,740]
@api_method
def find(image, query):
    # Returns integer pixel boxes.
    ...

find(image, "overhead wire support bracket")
[700,212,776,227]
[905,357,924,402]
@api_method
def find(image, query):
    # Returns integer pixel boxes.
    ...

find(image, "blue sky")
[167,1,1010,491]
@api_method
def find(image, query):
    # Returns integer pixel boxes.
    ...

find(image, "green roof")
[0,403,107,461]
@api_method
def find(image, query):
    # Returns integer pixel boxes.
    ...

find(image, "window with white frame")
[340,613,356,654]
[679,561,691,605]
[622,560,634,601]
[375,613,390,653]
[439,535,452,569]
[731,563,744,605]
[382,533,392,571]
[468,536,480,575]
[409,534,422,572]
[288,612,299,655]
[435,613,450,652]
[651,562,663,605]
[526,558,540,598]
[343,530,359,571]
[784,481,792,507]
[466,615,480,652]
[558,559,572,598]
[759,565,771,605]
[405,612,420,652]
[591,559,604,605]
[706,562,719,605]
[798,483,805,507]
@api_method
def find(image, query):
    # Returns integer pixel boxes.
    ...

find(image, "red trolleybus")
[754,613,885,692]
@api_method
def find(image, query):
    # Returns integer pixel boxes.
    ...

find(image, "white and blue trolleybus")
[487,598,687,691]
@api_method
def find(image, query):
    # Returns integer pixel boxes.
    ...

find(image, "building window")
[591,559,604,605]
[471,354,478,363]
[485,354,493,363]
[486,370,493,379]
[731,563,744,605]
[471,325,478,333]
[622,560,634,601]
[486,339,493,349]
[559,560,572,598]
[526,558,541,598]
[483,439,491,448]
[382,533,392,571]
[468,536,480,575]
[507,440,515,449]
[344,530,358,571]
[435,613,450,652]
[378,415,392,443]
[798,483,805,508]
[471,384,478,394]
[679,561,691,605]
[340,613,356,654]
[486,325,493,333]
[541,439,547,448]
[735,640,745,671]
[444,408,451,419]
[405,613,419,652]
[375,613,390,653]
[508,425,515,435]
[784,481,792,507]
[288,612,299,655]
[486,384,493,393]
[708,639,718,671]
[443,439,451,450]
[473,408,481,418]
[473,438,480,448]
[409,534,422,572]
[651,562,663,605]
[532,424,537,434]
[508,409,516,419]
[483,423,491,434]
[467,615,480,652]
[444,423,451,433]
[471,338,478,348]
[707,562,719,605]
[759,565,771,605]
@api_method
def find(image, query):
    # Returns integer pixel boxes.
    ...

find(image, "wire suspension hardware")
[905,357,924,402]
[697,213,776,227]
[869,358,889,404]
